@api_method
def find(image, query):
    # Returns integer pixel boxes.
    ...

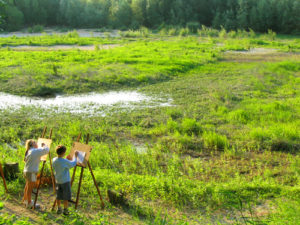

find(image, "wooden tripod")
[52,133,104,210]
[0,163,8,193]
[32,126,56,209]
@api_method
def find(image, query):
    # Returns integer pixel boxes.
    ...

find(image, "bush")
[186,21,200,33]
[202,131,229,151]
[140,26,150,37]
[4,5,24,31]
[159,27,168,36]
[179,28,189,37]
[218,27,227,38]
[66,30,79,38]
[267,29,276,40]
[228,109,251,124]
[168,28,177,36]
[197,25,219,37]
[181,118,201,136]
[28,24,44,33]
[271,140,294,152]
[166,109,182,120]
[167,119,179,133]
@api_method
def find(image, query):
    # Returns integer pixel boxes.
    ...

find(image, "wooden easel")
[0,163,8,193]
[32,126,56,209]
[52,133,104,210]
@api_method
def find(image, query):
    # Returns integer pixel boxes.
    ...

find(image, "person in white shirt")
[23,139,49,208]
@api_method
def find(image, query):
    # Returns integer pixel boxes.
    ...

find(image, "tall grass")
[0,33,299,223]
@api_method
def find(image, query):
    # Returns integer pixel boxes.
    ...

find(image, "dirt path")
[2,197,44,223]
[223,49,300,62]
[7,44,120,51]
[0,29,120,38]
[0,188,145,225]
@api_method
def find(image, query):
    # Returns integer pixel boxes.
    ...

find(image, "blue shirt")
[52,157,77,184]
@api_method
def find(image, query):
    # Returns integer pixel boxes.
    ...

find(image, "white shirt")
[23,147,49,173]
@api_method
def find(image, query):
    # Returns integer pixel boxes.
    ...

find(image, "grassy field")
[0,29,300,224]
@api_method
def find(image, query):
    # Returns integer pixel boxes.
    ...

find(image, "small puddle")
[0,91,172,115]
[0,29,120,38]
[225,48,278,54]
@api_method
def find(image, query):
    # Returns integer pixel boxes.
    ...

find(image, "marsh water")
[0,91,172,115]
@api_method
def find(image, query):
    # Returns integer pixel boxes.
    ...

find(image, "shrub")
[168,28,177,36]
[228,30,237,38]
[4,5,24,31]
[228,109,251,124]
[249,29,256,38]
[121,30,142,38]
[167,118,179,133]
[186,21,200,33]
[29,24,44,33]
[219,27,227,38]
[181,118,201,136]
[197,25,219,37]
[179,28,189,37]
[166,109,182,120]
[66,30,79,38]
[159,28,168,36]
[270,140,295,153]
[267,29,276,40]
[202,131,229,151]
[140,27,150,37]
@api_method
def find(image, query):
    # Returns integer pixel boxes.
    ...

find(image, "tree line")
[0,0,299,34]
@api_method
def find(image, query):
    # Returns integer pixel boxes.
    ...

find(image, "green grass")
[0,31,300,224]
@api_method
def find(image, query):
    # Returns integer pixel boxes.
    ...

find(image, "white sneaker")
[25,200,40,209]
[24,200,33,208]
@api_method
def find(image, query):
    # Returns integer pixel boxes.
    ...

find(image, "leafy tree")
[131,0,147,26]
[3,3,24,30]
[110,0,132,28]
[146,0,163,27]
[0,0,299,33]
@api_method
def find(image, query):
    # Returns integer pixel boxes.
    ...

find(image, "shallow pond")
[0,91,172,115]
[0,29,120,38]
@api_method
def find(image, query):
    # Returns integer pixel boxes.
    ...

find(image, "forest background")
[0,0,300,34]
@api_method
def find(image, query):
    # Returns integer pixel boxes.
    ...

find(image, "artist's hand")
[75,151,79,157]
[66,154,72,160]
[41,143,45,147]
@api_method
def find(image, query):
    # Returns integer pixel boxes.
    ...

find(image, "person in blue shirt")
[52,145,78,215]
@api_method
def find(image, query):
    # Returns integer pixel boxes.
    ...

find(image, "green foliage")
[186,21,200,33]
[202,131,229,151]
[2,4,24,31]
[0,0,299,33]
[179,28,189,37]
[0,36,217,96]
[0,34,300,223]
[27,24,44,33]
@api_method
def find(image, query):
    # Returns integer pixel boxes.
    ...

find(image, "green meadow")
[0,29,300,224]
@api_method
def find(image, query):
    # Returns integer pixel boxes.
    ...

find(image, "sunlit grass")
[0,32,299,223]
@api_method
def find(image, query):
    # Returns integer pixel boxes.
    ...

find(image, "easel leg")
[48,153,56,193]
[51,199,57,211]
[75,167,84,209]
[71,166,77,186]
[0,163,8,193]
[88,162,104,209]
[34,161,45,209]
